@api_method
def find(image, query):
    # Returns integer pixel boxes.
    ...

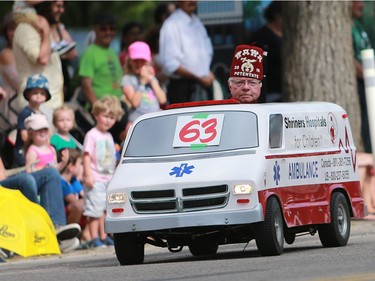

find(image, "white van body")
[105,101,364,265]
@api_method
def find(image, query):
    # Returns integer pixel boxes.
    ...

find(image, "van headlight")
[108,192,126,204]
[233,184,253,195]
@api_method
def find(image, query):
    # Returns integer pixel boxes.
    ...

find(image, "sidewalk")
[0,240,159,265]
[1,245,115,265]
[352,217,375,231]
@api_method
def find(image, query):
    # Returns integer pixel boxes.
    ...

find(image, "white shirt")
[159,8,213,78]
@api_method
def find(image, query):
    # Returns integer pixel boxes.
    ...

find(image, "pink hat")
[128,41,152,62]
[24,114,50,130]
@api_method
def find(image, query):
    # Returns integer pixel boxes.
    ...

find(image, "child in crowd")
[50,105,77,161]
[13,74,51,167]
[23,113,80,252]
[121,41,167,133]
[83,96,124,247]
[60,148,91,245]
[24,113,67,173]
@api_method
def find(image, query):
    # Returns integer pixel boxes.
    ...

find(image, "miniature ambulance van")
[105,101,364,265]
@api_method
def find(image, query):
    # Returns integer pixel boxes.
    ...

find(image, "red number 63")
[179,118,217,144]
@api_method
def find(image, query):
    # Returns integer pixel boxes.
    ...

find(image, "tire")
[113,232,145,265]
[189,242,218,256]
[318,192,350,247]
[256,196,284,256]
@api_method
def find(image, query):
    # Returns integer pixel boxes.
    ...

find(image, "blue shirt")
[61,177,83,205]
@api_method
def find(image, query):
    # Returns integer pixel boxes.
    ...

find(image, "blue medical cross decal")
[273,161,280,185]
[169,163,195,177]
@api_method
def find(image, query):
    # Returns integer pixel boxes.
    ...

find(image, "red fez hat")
[230,44,264,80]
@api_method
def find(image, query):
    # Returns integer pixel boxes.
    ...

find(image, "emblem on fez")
[241,58,257,73]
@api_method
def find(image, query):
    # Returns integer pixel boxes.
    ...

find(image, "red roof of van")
[166,99,240,110]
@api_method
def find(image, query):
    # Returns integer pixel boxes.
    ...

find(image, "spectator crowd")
[0,0,187,259]
[0,0,375,262]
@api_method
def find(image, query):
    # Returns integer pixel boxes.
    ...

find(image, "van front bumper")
[105,206,264,233]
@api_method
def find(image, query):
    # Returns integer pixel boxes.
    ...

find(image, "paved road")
[1,219,375,281]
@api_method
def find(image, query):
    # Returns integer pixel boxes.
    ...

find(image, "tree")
[283,1,363,151]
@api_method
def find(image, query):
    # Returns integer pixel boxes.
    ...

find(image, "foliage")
[0,1,13,19]
[0,1,157,29]
[63,1,156,29]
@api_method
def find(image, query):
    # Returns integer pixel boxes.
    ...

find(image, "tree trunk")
[283,1,363,151]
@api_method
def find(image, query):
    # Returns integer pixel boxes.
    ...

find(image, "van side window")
[269,114,283,148]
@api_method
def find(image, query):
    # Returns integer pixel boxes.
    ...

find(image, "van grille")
[130,185,229,214]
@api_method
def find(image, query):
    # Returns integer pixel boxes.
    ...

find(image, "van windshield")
[124,111,258,157]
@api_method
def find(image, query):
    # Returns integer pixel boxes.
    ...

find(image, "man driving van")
[228,44,264,104]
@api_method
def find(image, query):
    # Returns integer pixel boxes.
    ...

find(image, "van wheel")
[189,242,218,256]
[114,232,144,265]
[318,192,350,247]
[256,197,284,256]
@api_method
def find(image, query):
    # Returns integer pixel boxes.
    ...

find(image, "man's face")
[94,23,116,48]
[179,0,197,15]
[228,78,262,104]
[122,26,143,49]
[352,1,364,19]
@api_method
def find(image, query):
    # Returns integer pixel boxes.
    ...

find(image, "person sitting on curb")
[60,148,91,247]
[0,154,81,253]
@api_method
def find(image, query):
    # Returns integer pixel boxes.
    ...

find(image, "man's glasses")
[230,79,261,88]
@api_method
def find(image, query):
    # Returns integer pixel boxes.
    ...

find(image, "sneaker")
[59,237,80,253]
[90,237,106,248]
[55,223,81,241]
[0,249,7,259]
[101,236,114,246]
[77,241,91,250]
[0,248,14,259]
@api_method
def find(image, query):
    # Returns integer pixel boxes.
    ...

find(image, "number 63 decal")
[173,114,225,147]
